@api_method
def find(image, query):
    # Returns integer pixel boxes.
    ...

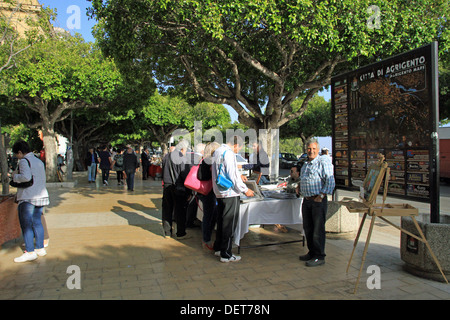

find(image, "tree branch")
[278,88,320,127]
[222,35,283,84]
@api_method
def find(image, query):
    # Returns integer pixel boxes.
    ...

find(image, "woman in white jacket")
[11,141,50,263]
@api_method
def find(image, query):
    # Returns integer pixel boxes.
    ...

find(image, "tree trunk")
[72,140,84,171]
[0,127,10,195]
[42,130,58,182]
[161,142,169,155]
[257,123,280,181]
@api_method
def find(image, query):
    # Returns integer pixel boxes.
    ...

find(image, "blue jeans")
[198,192,217,243]
[126,171,135,190]
[88,163,97,181]
[18,202,44,253]
[258,175,270,185]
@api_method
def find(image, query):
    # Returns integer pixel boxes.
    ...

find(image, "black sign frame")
[331,42,440,222]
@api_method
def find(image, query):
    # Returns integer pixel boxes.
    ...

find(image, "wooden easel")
[340,155,448,293]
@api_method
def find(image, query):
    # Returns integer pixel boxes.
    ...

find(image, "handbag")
[184,160,213,195]
[10,158,34,188]
[216,150,234,190]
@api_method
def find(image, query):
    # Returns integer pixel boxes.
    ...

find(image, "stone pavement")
[0,172,449,300]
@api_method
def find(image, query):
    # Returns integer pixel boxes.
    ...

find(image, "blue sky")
[40,0,331,122]
[40,0,96,43]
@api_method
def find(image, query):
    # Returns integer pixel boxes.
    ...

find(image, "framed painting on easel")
[341,156,447,293]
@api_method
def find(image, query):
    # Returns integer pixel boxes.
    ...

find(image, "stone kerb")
[400,213,450,282]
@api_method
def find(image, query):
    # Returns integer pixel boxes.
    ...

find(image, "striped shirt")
[299,155,335,197]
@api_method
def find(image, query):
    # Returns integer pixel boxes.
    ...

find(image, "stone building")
[0,0,45,38]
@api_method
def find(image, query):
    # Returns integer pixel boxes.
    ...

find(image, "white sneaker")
[14,251,37,263]
[176,234,192,240]
[220,255,241,263]
[35,248,47,257]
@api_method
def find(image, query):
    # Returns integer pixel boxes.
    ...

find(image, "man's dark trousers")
[302,197,327,259]
[162,184,175,236]
[162,184,189,237]
[214,196,240,258]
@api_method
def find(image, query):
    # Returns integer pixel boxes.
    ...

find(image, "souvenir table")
[235,197,304,251]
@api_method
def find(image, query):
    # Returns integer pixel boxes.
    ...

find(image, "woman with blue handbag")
[212,135,254,263]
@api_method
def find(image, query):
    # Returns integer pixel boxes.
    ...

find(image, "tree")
[89,0,449,132]
[0,0,55,73]
[440,55,450,124]
[4,35,123,181]
[0,0,54,193]
[281,95,331,150]
[142,92,231,154]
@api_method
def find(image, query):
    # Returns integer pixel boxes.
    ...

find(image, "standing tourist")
[11,141,50,263]
[212,135,254,262]
[197,142,220,250]
[85,147,99,183]
[297,139,335,267]
[98,145,112,186]
[141,147,150,180]
[123,146,139,191]
[112,148,125,185]
[161,140,192,239]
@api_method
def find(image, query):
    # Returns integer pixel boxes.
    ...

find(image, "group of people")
[85,145,148,191]
[162,137,335,266]
[10,136,335,268]
[161,136,254,262]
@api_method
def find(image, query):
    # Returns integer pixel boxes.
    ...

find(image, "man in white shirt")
[212,135,254,262]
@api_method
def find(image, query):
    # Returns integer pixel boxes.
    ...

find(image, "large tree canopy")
[90,0,449,132]
[3,35,125,181]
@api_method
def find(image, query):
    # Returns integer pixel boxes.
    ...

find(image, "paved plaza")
[0,172,449,300]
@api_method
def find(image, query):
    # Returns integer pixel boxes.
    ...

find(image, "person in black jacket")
[123,146,139,191]
[98,145,112,186]
[141,147,150,180]
[161,140,191,239]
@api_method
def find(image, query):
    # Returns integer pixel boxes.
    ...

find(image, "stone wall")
[0,195,20,247]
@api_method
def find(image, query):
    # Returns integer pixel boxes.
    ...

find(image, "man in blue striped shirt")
[297,139,335,267]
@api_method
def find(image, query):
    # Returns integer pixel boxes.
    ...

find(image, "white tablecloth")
[234,197,303,246]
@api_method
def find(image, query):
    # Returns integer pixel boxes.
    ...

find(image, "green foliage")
[6,36,122,106]
[90,0,449,131]
[279,138,304,155]
[1,1,56,73]
[440,55,450,124]
[281,95,332,141]
[2,34,129,181]
[6,124,43,152]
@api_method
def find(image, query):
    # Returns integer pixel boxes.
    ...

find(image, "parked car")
[298,153,308,168]
[279,153,299,169]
